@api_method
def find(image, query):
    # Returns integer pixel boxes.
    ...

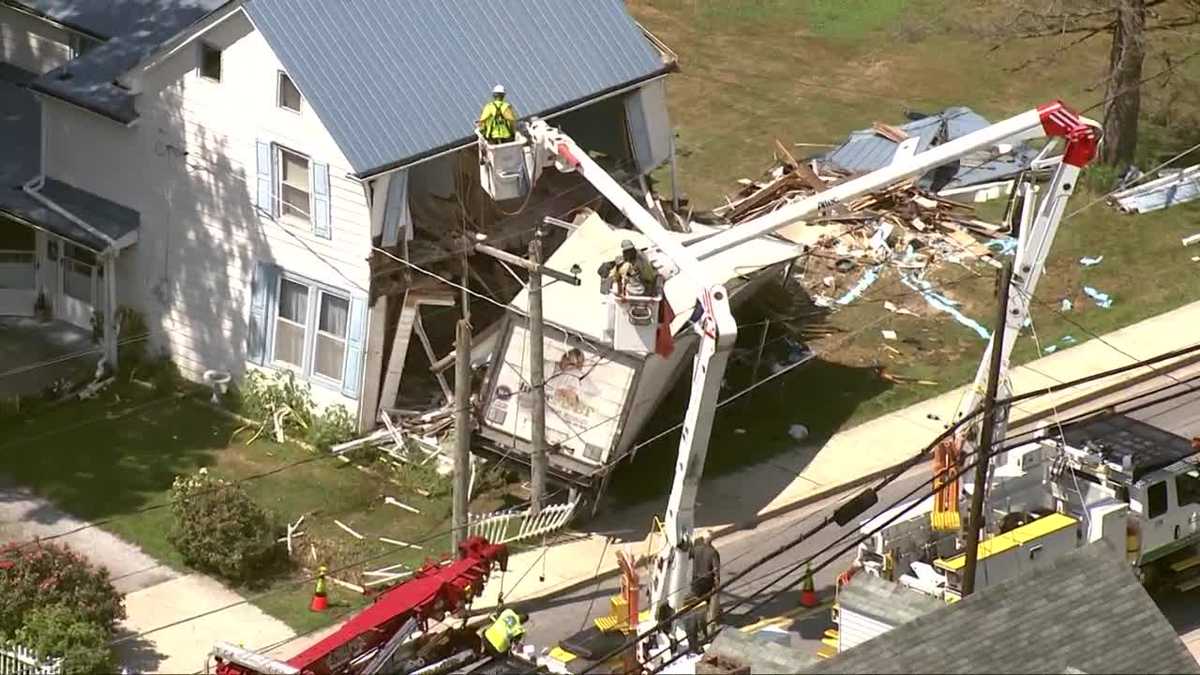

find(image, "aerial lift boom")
[519,103,1099,646]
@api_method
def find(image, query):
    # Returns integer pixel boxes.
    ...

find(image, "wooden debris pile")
[717,140,1013,300]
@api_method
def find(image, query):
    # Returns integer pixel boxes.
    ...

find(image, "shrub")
[238,370,314,437]
[0,541,125,636]
[12,604,114,675]
[169,468,282,584]
[307,405,356,450]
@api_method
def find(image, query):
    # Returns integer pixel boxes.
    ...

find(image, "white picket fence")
[0,645,61,675]
[467,499,578,546]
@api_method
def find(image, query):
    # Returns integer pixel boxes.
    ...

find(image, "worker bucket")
[310,566,329,612]
[800,566,819,608]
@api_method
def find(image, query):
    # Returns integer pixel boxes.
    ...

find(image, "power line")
[109,487,567,648]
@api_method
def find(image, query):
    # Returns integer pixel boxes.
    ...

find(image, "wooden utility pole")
[452,319,471,549]
[961,260,1013,597]
[529,236,547,516]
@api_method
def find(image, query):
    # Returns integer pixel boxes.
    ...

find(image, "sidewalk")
[270,300,1200,658]
[0,481,294,674]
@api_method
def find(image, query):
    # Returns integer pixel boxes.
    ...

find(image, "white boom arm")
[520,100,1099,659]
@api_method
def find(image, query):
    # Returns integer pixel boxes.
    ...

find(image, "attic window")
[278,72,302,113]
[200,43,222,82]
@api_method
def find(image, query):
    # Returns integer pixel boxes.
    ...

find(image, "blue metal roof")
[243,0,668,177]
[823,107,1038,190]
[8,0,219,39]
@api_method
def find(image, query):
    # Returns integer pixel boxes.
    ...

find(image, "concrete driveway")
[0,316,97,397]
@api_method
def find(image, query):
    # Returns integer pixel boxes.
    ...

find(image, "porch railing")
[0,644,62,675]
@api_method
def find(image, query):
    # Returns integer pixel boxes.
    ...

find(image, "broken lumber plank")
[872,121,910,143]
[379,537,424,550]
[774,140,828,192]
[328,577,366,594]
[384,496,421,514]
[334,519,366,540]
[728,173,802,220]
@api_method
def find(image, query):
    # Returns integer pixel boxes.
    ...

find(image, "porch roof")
[0,64,139,252]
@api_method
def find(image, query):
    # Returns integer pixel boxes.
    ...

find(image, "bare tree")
[993,0,1200,168]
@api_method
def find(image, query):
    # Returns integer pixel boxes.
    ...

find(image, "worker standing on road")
[477,85,517,143]
[691,534,721,630]
[481,607,528,656]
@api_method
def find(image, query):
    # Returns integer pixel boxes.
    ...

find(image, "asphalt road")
[521,370,1200,661]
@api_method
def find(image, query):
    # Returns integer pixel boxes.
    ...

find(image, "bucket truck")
[475,100,1103,667]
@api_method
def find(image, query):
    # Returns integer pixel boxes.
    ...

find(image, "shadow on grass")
[0,391,233,525]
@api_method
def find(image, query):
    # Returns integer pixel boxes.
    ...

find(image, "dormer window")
[278,72,302,113]
[200,43,222,82]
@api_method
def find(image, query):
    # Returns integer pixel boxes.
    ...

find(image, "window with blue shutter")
[341,295,368,397]
[247,261,278,365]
[255,140,274,216]
[312,161,331,239]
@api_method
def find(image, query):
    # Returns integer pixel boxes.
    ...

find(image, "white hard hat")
[492,84,506,96]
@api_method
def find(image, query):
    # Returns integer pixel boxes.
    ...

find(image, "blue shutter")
[381,169,410,247]
[255,140,273,216]
[247,261,278,365]
[312,161,331,239]
[341,294,368,397]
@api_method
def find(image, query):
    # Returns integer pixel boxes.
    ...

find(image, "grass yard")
[609,1,1200,501]
[0,382,458,633]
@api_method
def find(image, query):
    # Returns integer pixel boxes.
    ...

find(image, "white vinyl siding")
[39,18,369,412]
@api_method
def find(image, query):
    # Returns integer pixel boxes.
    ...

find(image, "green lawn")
[609,1,1200,501]
[0,383,453,633]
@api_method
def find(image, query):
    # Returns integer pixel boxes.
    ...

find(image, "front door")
[0,219,37,316]
[57,243,102,330]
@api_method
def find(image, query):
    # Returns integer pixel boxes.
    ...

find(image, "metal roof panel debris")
[1109,165,1200,213]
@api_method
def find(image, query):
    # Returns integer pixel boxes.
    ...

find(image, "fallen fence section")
[467,499,578,546]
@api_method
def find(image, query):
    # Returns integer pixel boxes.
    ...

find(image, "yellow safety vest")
[483,609,524,653]
[479,100,516,142]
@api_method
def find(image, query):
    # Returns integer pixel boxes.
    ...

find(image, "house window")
[314,292,349,381]
[1148,481,1169,519]
[1178,471,1200,507]
[273,278,309,368]
[278,72,302,112]
[199,43,222,81]
[278,147,311,222]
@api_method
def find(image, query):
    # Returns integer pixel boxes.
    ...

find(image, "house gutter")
[21,106,117,253]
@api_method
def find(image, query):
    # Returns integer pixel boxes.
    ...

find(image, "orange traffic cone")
[800,565,819,608]
[310,565,329,612]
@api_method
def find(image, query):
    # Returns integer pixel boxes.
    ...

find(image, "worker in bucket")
[599,239,658,297]
[481,606,529,657]
[477,84,517,144]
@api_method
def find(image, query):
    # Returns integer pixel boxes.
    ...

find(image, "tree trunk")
[1101,0,1146,167]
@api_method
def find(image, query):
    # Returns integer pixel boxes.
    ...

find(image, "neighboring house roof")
[837,574,941,626]
[822,107,1038,191]
[17,0,227,122]
[0,64,139,251]
[805,543,1200,675]
[243,0,670,177]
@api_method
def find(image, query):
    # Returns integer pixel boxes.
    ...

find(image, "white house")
[0,0,675,426]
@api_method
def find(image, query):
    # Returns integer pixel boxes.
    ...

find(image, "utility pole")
[961,260,1013,597]
[529,235,547,516]
[452,319,471,550]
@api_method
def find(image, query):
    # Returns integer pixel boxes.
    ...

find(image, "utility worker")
[599,240,658,297]
[481,607,528,657]
[477,84,517,144]
[691,534,721,630]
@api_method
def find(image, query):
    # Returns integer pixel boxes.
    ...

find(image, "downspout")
[22,105,121,368]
